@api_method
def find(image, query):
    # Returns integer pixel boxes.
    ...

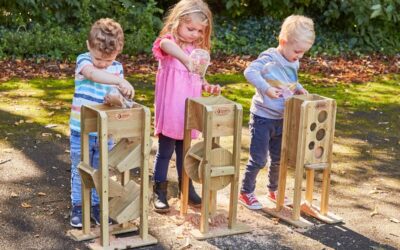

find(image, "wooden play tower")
[180,96,251,239]
[264,94,342,228]
[67,103,157,249]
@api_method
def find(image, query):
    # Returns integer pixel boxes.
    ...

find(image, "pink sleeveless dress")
[152,34,202,140]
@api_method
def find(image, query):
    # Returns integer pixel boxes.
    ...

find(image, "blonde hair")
[88,18,124,55]
[159,0,213,51]
[279,15,315,45]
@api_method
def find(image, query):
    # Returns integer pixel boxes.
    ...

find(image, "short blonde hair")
[159,0,213,51]
[279,15,315,45]
[88,18,124,55]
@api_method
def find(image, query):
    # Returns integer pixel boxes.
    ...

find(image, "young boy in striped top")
[69,18,134,227]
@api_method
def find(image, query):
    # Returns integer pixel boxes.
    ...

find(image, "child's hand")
[203,83,221,96]
[295,88,308,95]
[117,79,135,99]
[104,92,123,107]
[265,87,282,99]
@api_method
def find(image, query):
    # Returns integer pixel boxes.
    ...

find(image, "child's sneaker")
[91,204,112,225]
[70,205,82,228]
[267,191,291,206]
[239,192,263,210]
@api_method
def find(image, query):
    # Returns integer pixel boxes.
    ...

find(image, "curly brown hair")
[88,18,124,55]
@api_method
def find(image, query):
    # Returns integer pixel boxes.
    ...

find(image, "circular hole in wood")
[310,122,317,131]
[315,146,324,158]
[308,141,315,150]
[316,129,326,141]
[318,110,328,123]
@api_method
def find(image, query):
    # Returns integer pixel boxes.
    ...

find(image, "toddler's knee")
[269,161,280,170]
[248,159,267,170]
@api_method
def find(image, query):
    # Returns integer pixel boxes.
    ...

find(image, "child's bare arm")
[81,65,134,98]
[159,38,191,70]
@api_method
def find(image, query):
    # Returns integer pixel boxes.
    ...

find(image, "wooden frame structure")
[181,96,251,239]
[263,94,342,228]
[67,104,157,249]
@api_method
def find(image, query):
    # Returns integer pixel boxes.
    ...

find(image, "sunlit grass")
[1,73,399,153]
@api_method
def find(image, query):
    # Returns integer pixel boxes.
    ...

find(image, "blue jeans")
[153,134,183,183]
[70,130,113,206]
[241,114,283,194]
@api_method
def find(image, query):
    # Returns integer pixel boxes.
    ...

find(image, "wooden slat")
[305,169,314,203]
[228,104,242,228]
[304,163,328,170]
[210,166,235,177]
[276,98,293,210]
[292,102,310,220]
[109,138,142,173]
[78,162,96,188]
[80,107,91,235]
[210,104,235,137]
[188,152,203,161]
[181,99,192,216]
[200,108,213,234]
[109,181,141,223]
[98,111,110,246]
[186,100,204,132]
[140,106,151,240]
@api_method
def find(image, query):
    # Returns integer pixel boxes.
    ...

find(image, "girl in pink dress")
[151,0,220,213]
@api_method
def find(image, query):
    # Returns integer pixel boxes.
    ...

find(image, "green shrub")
[212,16,400,56]
[0,0,162,59]
[215,0,400,54]
[0,25,86,60]
[0,0,399,59]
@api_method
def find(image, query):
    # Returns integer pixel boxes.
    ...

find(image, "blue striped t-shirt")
[69,52,124,133]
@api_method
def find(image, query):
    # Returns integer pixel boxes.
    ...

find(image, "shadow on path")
[299,221,397,250]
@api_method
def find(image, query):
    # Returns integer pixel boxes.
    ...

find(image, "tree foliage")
[0,0,399,59]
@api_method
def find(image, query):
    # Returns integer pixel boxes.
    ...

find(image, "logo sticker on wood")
[115,112,131,120]
[315,101,327,110]
[214,107,231,116]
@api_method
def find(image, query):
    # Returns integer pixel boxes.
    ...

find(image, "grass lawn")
[1,71,400,250]
[0,73,399,154]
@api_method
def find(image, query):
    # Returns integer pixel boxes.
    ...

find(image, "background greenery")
[0,0,399,59]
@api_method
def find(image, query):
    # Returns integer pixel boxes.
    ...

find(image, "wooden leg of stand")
[292,163,304,221]
[99,115,109,247]
[82,182,91,235]
[209,190,217,215]
[121,171,130,229]
[81,132,91,235]
[200,166,210,234]
[181,170,190,215]
[140,108,151,240]
[229,105,241,228]
[276,161,288,210]
[181,102,192,216]
[305,169,314,204]
[320,167,330,215]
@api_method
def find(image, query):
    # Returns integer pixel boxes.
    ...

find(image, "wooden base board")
[266,196,293,207]
[67,229,97,241]
[262,205,314,228]
[88,234,158,250]
[300,203,343,224]
[67,224,138,242]
[191,223,251,240]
